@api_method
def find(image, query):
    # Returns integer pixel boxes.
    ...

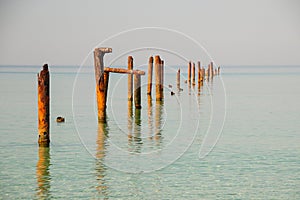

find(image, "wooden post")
[37,64,50,147]
[94,47,112,122]
[192,62,195,85]
[161,60,164,93]
[134,74,142,109]
[218,66,220,75]
[155,55,163,101]
[177,69,180,88]
[103,72,109,107]
[147,56,153,96]
[128,56,134,101]
[197,61,201,83]
[197,61,201,84]
[188,61,191,84]
[207,63,210,78]
[210,62,214,78]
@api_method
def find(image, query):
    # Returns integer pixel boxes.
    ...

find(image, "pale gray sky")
[0,0,299,66]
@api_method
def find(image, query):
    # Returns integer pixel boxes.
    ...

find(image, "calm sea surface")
[0,65,299,199]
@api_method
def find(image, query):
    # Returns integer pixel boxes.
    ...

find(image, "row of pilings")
[36,47,220,146]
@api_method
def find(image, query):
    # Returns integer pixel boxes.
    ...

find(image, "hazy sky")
[0,0,299,66]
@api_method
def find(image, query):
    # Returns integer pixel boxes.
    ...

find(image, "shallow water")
[0,65,299,199]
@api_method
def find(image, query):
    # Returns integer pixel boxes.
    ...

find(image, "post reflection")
[147,96,153,140]
[132,108,142,153]
[154,100,164,144]
[95,122,109,199]
[36,146,51,199]
[127,100,133,140]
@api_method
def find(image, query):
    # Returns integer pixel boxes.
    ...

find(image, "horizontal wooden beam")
[104,67,145,75]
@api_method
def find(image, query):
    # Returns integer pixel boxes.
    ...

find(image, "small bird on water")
[171,91,175,96]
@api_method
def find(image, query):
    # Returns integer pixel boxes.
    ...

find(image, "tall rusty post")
[188,61,191,84]
[134,73,142,109]
[94,47,112,123]
[155,55,163,101]
[128,56,134,101]
[37,64,50,147]
[147,56,153,96]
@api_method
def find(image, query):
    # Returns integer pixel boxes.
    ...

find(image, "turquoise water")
[0,65,299,199]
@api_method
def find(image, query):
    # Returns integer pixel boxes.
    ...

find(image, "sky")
[0,0,299,66]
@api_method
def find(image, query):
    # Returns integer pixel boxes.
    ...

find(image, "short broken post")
[94,47,112,123]
[37,64,50,147]
[128,56,134,101]
[147,56,153,96]
[134,73,142,109]
[177,69,180,88]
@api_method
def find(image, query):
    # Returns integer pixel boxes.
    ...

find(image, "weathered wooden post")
[128,56,134,101]
[218,66,220,75]
[177,69,180,88]
[192,62,195,85]
[188,61,191,84]
[161,60,164,92]
[155,55,163,101]
[37,64,50,147]
[134,73,142,109]
[94,47,112,122]
[210,62,214,78]
[198,62,200,83]
[147,56,153,96]
[207,63,210,78]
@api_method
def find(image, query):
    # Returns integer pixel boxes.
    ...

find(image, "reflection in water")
[154,101,164,143]
[132,108,143,153]
[197,81,202,96]
[147,96,153,140]
[36,146,51,199]
[127,101,133,140]
[95,122,109,199]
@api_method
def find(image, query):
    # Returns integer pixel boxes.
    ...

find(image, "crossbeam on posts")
[104,67,145,75]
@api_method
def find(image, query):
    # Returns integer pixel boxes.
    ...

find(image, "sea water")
[0,65,299,199]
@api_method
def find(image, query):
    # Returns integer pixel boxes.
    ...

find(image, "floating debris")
[56,116,65,123]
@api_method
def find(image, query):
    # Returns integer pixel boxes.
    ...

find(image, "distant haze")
[0,0,299,66]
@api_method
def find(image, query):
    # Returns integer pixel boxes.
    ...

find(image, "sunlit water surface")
[0,65,299,199]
